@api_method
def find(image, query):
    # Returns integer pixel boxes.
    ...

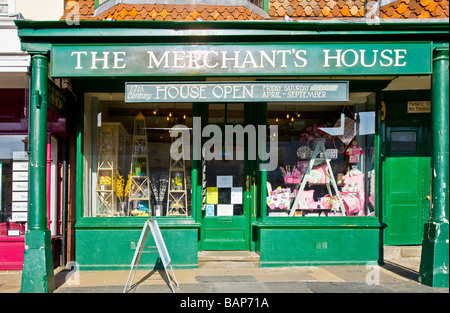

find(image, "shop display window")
[0,135,28,236]
[84,96,192,217]
[266,92,377,217]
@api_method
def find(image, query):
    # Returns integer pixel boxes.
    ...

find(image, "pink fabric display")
[307,164,330,184]
[341,171,365,215]
[340,193,362,214]
[342,174,364,192]
[296,190,318,210]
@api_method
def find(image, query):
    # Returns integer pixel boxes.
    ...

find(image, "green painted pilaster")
[258,102,268,220]
[21,55,55,293]
[419,48,449,288]
[262,0,270,12]
[76,91,84,222]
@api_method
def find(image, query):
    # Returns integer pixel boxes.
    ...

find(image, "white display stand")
[289,141,345,216]
[123,218,179,293]
[166,137,188,216]
[95,123,130,216]
[129,112,152,216]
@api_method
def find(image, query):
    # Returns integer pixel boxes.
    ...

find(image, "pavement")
[1,257,448,295]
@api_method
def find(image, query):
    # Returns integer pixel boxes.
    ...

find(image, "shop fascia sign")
[50,42,432,77]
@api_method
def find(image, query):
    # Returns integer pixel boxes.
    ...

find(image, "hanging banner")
[51,42,432,77]
[125,81,349,103]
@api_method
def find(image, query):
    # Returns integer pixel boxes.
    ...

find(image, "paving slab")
[211,282,266,293]
[383,281,448,293]
[304,282,392,293]
[263,281,313,293]
[3,258,448,294]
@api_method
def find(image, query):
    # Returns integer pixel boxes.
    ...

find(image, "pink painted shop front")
[0,222,25,270]
[0,88,70,270]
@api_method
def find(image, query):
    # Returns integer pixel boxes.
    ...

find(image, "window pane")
[84,96,192,217]
[266,92,376,217]
[0,0,9,15]
[0,6,9,15]
[0,135,28,237]
[390,131,417,152]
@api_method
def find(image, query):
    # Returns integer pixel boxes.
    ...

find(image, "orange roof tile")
[60,0,449,21]
[268,0,367,18]
[379,0,448,19]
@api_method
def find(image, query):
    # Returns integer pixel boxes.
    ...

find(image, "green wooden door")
[383,126,431,245]
[200,156,253,250]
[200,103,255,251]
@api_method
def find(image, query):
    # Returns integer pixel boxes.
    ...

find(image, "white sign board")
[12,202,28,212]
[231,187,243,204]
[13,181,28,191]
[12,192,28,202]
[13,171,28,181]
[149,218,171,268]
[13,151,28,160]
[12,152,29,224]
[12,212,28,222]
[217,204,234,216]
[124,218,179,293]
[12,161,28,171]
[217,175,233,188]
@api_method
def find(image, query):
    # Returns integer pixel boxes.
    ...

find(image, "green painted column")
[21,54,55,293]
[419,47,449,288]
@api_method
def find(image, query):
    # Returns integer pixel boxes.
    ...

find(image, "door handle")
[426,195,430,201]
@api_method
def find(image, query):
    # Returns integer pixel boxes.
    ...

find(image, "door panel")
[200,103,252,251]
[383,157,429,245]
[383,124,431,245]
[201,156,250,250]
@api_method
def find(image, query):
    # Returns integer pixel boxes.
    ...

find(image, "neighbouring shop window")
[0,135,28,236]
[266,92,377,217]
[84,95,192,217]
[0,0,9,15]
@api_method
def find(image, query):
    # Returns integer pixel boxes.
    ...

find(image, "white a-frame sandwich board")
[124,218,179,293]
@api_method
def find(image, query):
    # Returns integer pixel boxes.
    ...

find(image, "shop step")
[198,251,260,268]
[384,245,422,260]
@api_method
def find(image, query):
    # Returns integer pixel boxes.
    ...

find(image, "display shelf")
[95,123,130,217]
[289,141,345,216]
[129,112,152,216]
[166,141,188,216]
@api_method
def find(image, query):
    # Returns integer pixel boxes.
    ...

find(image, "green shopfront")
[16,20,448,289]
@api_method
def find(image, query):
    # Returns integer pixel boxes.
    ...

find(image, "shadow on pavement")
[382,261,419,281]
